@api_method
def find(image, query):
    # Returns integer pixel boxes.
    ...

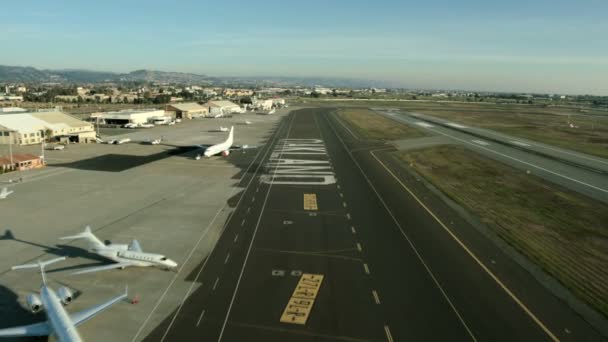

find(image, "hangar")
[0,111,96,145]
[165,103,208,119]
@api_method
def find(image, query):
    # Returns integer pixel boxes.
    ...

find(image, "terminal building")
[0,111,96,145]
[165,103,208,119]
[91,109,168,125]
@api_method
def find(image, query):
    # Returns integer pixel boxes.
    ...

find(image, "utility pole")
[9,131,14,169]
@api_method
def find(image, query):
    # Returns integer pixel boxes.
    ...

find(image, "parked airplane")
[244,120,252,125]
[60,226,177,275]
[0,257,127,341]
[0,187,14,199]
[218,126,228,132]
[268,108,276,114]
[196,126,237,159]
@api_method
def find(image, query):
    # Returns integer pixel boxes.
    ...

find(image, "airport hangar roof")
[207,100,240,108]
[167,103,207,112]
[0,112,90,134]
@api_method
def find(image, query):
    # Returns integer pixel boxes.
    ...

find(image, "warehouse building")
[165,103,208,119]
[0,111,96,145]
[91,109,168,125]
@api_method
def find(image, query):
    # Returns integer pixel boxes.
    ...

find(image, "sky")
[1,0,607,95]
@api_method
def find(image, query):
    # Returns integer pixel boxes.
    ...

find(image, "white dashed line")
[342,202,347,208]
[356,243,362,252]
[224,253,230,264]
[447,122,468,129]
[351,226,356,234]
[346,213,351,220]
[372,290,381,304]
[212,277,220,291]
[233,234,239,243]
[241,219,245,227]
[415,122,434,128]
[384,325,394,342]
[363,263,370,275]
[511,140,531,147]
[196,309,206,327]
[339,192,344,198]
[251,197,256,203]
[472,139,489,146]
[247,207,251,213]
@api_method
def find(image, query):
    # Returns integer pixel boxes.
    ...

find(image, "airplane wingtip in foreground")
[60,226,178,275]
[0,256,127,341]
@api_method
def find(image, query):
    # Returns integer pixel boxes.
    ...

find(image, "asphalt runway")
[373,109,608,203]
[143,108,605,341]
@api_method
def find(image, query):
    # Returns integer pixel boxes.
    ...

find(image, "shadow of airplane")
[0,284,48,341]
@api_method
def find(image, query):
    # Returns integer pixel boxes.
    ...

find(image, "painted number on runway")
[280,273,324,325]
[261,139,336,186]
[304,193,318,210]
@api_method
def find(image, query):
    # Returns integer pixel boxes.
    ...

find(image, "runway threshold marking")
[304,193,318,210]
[280,273,324,325]
[369,149,559,341]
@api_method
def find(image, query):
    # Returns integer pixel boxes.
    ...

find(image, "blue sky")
[1,0,607,94]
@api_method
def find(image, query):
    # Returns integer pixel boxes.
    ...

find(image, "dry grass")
[393,145,608,317]
[336,108,426,140]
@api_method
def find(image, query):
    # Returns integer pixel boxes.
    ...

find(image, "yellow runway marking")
[304,193,318,210]
[280,273,324,325]
[369,149,559,341]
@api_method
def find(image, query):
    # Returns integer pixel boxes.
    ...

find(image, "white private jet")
[244,120,252,125]
[218,126,228,132]
[0,257,127,342]
[60,226,178,275]
[0,187,14,199]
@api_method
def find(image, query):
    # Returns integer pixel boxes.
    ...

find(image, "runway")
[374,109,608,203]
[143,108,604,341]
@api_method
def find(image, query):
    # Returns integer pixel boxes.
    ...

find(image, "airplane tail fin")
[227,126,234,146]
[12,257,67,285]
[60,226,106,250]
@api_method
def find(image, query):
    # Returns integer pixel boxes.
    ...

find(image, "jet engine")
[57,286,73,305]
[222,150,230,157]
[26,294,43,313]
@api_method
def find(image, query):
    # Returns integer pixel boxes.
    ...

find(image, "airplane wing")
[72,262,134,275]
[71,287,128,327]
[0,321,51,337]
[128,239,143,252]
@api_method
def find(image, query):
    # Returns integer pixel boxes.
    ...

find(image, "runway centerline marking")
[224,253,230,264]
[384,325,394,342]
[351,226,357,234]
[234,234,239,243]
[196,309,206,327]
[356,243,363,252]
[369,148,559,341]
[372,290,381,304]
[241,219,246,227]
[212,277,220,291]
[346,213,351,220]
[363,263,370,275]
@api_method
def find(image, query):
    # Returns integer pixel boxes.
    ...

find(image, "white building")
[204,100,243,116]
[253,99,274,110]
[0,107,27,113]
[0,111,96,145]
[92,109,168,125]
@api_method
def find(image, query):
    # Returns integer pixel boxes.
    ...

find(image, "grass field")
[392,145,608,317]
[335,108,426,140]
[320,99,608,159]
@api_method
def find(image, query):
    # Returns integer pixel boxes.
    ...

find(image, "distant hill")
[0,65,387,88]
[0,65,215,84]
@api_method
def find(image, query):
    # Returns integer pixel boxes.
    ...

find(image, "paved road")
[142,108,605,341]
[374,109,608,204]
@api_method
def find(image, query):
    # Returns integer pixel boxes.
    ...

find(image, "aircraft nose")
[168,260,178,268]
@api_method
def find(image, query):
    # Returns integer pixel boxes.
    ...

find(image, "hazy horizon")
[1,0,607,95]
